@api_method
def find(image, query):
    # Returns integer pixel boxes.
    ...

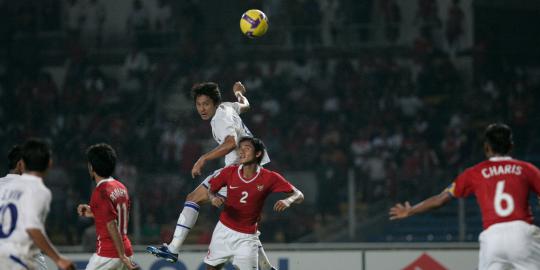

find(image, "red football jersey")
[209,165,294,234]
[89,178,133,257]
[447,157,540,229]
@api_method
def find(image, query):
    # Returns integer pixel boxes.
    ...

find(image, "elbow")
[106,220,118,230]
[298,192,305,204]
[224,137,237,151]
[295,189,305,204]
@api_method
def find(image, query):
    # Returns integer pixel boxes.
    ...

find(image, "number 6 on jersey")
[494,180,515,217]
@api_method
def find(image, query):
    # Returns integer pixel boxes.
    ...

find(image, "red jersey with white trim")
[89,178,133,257]
[446,157,540,229]
[209,165,294,234]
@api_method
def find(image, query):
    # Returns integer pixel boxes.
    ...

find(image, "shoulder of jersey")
[260,167,275,176]
[211,104,228,120]
[106,178,126,188]
[220,102,234,108]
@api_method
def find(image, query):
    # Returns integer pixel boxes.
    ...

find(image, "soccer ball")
[240,9,268,38]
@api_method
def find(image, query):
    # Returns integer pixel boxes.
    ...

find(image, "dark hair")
[484,123,513,155]
[7,145,23,170]
[238,137,266,164]
[191,82,221,105]
[22,139,51,172]
[86,143,117,178]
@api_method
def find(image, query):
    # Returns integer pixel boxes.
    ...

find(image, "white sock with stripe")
[167,201,199,253]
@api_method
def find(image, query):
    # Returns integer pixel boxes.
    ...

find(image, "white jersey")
[0,174,51,259]
[0,173,20,186]
[210,102,270,166]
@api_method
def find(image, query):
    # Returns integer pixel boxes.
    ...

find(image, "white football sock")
[167,201,200,253]
[258,246,275,270]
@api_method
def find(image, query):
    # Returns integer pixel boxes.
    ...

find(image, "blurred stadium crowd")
[1,0,539,247]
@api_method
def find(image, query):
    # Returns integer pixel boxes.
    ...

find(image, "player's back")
[90,178,133,257]
[463,157,540,229]
[0,174,51,258]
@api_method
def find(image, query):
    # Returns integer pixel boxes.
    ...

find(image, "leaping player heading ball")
[389,123,540,270]
[147,82,277,270]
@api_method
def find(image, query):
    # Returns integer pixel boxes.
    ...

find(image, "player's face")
[238,141,261,164]
[195,95,217,120]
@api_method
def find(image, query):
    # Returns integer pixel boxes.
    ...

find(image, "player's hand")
[233,81,246,96]
[273,200,291,212]
[120,255,140,270]
[211,196,225,208]
[192,157,206,178]
[389,201,412,220]
[56,256,76,270]
[77,204,93,218]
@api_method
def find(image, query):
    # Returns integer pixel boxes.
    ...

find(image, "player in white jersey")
[148,82,275,270]
[0,145,49,270]
[0,139,75,270]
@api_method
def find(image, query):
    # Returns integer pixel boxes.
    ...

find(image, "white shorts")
[204,221,260,269]
[85,253,134,270]
[478,220,540,270]
[0,253,46,270]
[201,168,227,197]
[0,254,37,270]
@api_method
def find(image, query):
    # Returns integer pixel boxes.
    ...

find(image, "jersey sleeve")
[94,188,117,222]
[525,163,540,195]
[212,107,238,143]
[231,102,242,114]
[209,167,230,193]
[22,187,51,231]
[445,169,474,198]
[270,171,294,193]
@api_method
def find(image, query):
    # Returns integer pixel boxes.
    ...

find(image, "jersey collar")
[489,156,513,162]
[237,164,261,183]
[96,177,115,187]
[21,173,42,182]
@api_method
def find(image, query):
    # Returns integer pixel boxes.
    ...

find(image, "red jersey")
[89,178,133,257]
[209,165,294,234]
[447,157,540,229]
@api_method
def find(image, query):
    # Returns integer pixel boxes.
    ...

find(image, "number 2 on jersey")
[494,180,515,217]
[240,191,248,204]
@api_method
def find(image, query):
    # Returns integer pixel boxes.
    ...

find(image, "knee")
[186,187,208,204]
[186,191,199,203]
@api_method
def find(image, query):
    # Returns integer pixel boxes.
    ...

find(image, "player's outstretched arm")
[192,135,237,178]
[106,220,139,270]
[27,229,76,270]
[389,191,452,220]
[233,81,250,113]
[274,187,304,212]
[77,204,94,218]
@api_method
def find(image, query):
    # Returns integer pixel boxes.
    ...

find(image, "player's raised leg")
[146,185,207,262]
[169,186,207,250]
